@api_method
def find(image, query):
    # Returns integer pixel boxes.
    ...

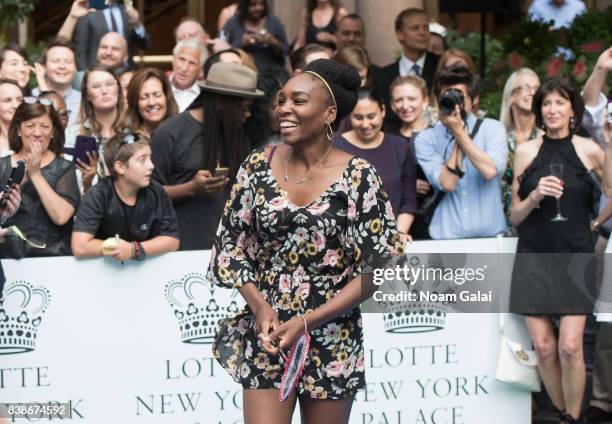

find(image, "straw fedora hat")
[198,62,264,98]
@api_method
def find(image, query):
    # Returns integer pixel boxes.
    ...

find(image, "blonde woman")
[499,68,542,224]
[389,75,434,239]
[334,46,370,87]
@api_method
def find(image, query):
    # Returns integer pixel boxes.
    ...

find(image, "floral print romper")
[207,147,402,399]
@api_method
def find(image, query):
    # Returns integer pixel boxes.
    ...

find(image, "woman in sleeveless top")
[294,0,348,51]
[509,78,606,424]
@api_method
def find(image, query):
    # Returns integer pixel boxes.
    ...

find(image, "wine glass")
[549,163,567,222]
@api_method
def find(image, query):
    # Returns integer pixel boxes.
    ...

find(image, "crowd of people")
[0,0,611,423]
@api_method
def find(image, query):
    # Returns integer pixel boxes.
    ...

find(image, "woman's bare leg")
[558,315,587,420]
[526,316,566,412]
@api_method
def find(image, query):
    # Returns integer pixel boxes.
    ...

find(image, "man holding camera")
[415,66,508,239]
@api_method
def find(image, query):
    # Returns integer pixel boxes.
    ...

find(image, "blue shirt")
[528,0,585,29]
[415,114,508,239]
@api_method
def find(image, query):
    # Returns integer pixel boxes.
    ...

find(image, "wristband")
[130,242,136,259]
[133,241,146,261]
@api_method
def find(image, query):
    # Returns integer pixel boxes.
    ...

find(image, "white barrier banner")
[0,238,530,423]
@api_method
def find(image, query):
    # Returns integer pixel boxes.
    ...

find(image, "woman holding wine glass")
[509,78,606,424]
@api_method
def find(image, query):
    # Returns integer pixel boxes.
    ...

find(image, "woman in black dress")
[208,59,402,424]
[510,78,606,423]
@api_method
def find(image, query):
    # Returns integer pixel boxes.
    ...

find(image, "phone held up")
[89,0,109,10]
[73,136,98,166]
[0,159,25,208]
[214,167,230,179]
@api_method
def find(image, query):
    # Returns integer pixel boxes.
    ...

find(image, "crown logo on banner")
[382,255,449,334]
[165,273,239,344]
[0,281,51,355]
[383,303,448,334]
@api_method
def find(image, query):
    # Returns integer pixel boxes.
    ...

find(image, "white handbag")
[494,314,541,392]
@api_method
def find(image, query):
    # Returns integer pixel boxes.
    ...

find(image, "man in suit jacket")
[74,0,148,71]
[372,8,439,131]
[335,13,381,84]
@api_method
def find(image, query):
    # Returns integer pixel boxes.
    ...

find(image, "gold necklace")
[284,144,332,185]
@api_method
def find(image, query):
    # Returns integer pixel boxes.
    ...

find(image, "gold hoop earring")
[325,123,333,141]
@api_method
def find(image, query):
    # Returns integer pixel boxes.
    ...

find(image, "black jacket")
[73,177,179,242]
[372,51,440,131]
[74,5,149,71]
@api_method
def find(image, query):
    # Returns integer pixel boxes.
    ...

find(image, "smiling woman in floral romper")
[208,59,403,424]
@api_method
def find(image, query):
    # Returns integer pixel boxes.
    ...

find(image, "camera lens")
[438,89,464,116]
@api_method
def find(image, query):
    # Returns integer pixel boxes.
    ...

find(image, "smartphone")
[73,136,98,166]
[0,160,25,208]
[215,167,230,178]
[89,0,109,10]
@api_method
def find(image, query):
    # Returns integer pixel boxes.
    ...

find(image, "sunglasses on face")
[24,96,53,106]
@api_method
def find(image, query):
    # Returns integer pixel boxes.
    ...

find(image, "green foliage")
[567,9,612,51]
[445,10,611,117]
[24,38,46,62]
[0,0,38,29]
[448,31,505,82]
[478,91,503,121]
[501,19,559,64]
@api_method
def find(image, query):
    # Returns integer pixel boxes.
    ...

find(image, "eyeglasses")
[24,96,53,106]
[512,84,539,94]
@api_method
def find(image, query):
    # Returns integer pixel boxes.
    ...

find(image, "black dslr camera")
[438,88,467,120]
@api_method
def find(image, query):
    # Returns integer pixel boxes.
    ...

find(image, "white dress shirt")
[398,53,427,77]
[172,81,201,112]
